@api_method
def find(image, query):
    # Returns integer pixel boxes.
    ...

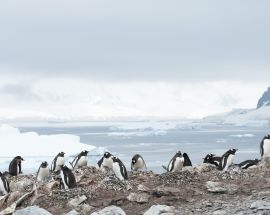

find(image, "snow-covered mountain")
[203,87,270,126]
[257,87,270,109]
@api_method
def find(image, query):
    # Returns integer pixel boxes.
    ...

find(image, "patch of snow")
[230,134,254,138]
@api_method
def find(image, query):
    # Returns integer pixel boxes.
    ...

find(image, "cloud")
[0,0,270,81]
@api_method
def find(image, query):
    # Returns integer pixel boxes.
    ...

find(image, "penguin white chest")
[223,154,234,171]
[112,162,124,180]
[75,156,88,168]
[37,167,50,182]
[133,158,144,170]
[0,179,8,195]
[171,157,184,172]
[102,157,113,169]
[55,157,65,171]
[263,139,270,158]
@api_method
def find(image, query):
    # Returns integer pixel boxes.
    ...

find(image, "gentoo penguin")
[218,148,238,171]
[260,134,270,159]
[0,172,10,196]
[131,154,147,171]
[97,152,114,169]
[51,152,65,172]
[203,153,222,167]
[70,150,88,169]
[183,153,192,166]
[60,165,77,189]
[237,159,260,169]
[9,156,24,176]
[36,161,50,182]
[112,156,128,180]
[167,151,184,172]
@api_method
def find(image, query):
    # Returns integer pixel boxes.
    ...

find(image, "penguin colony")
[0,134,269,196]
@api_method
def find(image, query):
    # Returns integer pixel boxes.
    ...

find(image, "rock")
[127,193,150,203]
[213,210,227,215]
[143,205,175,215]
[137,184,150,192]
[77,204,94,214]
[65,209,79,215]
[10,179,33,192]
[206,181,238,195]
[7,191,22,205]
[250,200,270,210]
[44,181,59,193]
[68,195,87,208]
[0,195,8,208]
[13,206,52,215]
[91,205,126,215]
[196,163,217,173]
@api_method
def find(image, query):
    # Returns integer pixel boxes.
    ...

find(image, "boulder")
[206,181,238,195]
[143,205,175,215]
[250,200,270,210]
[127,193,150,203]
[91,205,126,215]
[13,206,52,215]
[68,195,87,208]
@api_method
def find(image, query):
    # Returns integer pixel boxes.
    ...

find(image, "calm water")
[18,123,270,173]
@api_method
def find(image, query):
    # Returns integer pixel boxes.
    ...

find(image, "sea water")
[15,122,270,174]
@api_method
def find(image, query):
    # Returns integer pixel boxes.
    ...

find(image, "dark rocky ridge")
[257,87,270,109]
[2,163,270,214]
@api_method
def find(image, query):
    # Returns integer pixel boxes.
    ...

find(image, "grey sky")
[0,0,270,82]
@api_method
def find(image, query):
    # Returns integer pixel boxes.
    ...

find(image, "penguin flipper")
[162,165,168,171]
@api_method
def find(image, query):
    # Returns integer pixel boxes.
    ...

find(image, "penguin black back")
[238,159,260,169]
[112,156,128,180]
[183,153,192,166]
[60,166,77,189]
[9,156,24,176]
[218,148,237,171]
[203,153,221,167]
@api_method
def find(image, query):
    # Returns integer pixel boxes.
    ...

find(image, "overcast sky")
[0,1,269,119]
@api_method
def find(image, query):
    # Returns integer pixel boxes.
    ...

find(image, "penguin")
[167,151,184,172]
[218,148,238,171]
[97,152,114,169]
[60,165,77,189]
[0,171,10,196]
[237,159,260,169]
[70,150,88,169]
[9,156,24,176]
[112,156,128,180]
[36,161,50,182]
[260,134,270,159]
[131,154,147,171]
[203,153,222,167]
[51,152,65,172]
[183,153,192,166]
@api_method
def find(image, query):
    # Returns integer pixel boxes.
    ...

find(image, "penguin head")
[81,150,88,156]
[228,148,237,155]
[112,156,120,163]
[15,156,24,161]
[203,153,215,163]
[59,152,65,157]
[266,134,270,139]
[104,152,112,159]
[41,161,48,168]
[175,151,182,157]
[131,158,136,165]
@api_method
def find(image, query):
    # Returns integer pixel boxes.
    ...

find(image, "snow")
[0,124,96,157]
[230,134,254,138]
[203,106,270,127]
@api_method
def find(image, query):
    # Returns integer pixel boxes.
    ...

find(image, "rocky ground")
[1,163,270,215]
